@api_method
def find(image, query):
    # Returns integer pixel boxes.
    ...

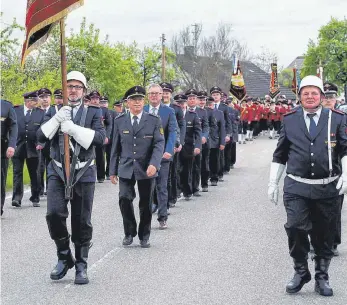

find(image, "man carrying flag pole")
[22,0,106,285]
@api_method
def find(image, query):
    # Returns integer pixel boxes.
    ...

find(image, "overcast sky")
[1,0,346,67]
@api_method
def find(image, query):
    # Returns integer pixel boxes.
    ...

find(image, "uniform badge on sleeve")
[160,128,164,135]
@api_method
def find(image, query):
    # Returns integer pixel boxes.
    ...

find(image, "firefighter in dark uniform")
[1,99,18,215]
[38,71,106,285]
[12,91,45,207]
[109,85,164,248]
[322,82,343,256]
[53,89,64,107]
[210,86,231,182]
[38,88,53,196]
[190,90,209,196]
[99,95,112,181]
[268,75,347,296]
[179,89,202,200]
[229,99,240,169]
[113,99,125,114]
[88,91,111,183]
[160,82,186,207]
[206,97,226,186]
[196,90,214,192]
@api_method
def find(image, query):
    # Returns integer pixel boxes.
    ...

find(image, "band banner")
[269,63,280,99]
[229,59,247,102]
[21,0,84,66]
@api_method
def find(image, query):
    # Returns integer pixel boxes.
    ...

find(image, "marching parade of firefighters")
[1,71,346,296]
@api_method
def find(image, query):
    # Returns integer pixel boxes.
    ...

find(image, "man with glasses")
[38,71,105,285]
[144,84,177,229]
[109,86,164,248]
[268,76,347,296]
[12,91,45,208]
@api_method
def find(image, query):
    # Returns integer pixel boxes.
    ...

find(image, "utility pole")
[191,23,199,56]
[160,33,166,82]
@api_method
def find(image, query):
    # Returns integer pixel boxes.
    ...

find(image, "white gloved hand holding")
[336,156,347,195]
[41,106,72,139]
[55,105,72,122]
[61,120,95,150]
[268,162,285,205]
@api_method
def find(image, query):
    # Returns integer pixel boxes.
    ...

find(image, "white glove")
[61,120,95,150]
[41,106,71,139]
[55,105,72,122]
[268,162,285,205]
[336,156,347,195]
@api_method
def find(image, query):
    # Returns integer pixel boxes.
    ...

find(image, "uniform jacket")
[217,102,232,135]
[14,105,45,158]
[1,100,18,156]
[228,107,239,142]
[109,109,124,145]
[195,107,209,140]
[109,112,165,180]
[273,106,347,199]
[208,108,226,148]
[100,107,112,139]
[37,104,106,183]
[181,110,202,158]
[169,103,186,147]
[144,103,177,160]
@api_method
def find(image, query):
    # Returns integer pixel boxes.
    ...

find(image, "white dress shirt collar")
[130,111,143,124]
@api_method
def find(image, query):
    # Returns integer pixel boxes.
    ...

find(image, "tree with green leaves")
[302,17,347,95]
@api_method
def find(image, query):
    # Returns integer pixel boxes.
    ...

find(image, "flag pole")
[60,18,71,181]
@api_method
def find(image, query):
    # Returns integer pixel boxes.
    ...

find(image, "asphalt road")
[1,136,346,305]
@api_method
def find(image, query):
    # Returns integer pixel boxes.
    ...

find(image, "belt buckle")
[323,178,327,185]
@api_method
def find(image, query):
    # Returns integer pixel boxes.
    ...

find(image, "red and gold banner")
[229,60,247,102]
[269,63,280,99]
[21,0,84,66]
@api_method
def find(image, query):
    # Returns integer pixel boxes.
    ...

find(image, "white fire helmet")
[298,75,324,95]
[67,71,87,89]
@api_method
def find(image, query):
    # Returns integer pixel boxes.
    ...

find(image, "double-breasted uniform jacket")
[273,106,347,199]
[37,104,106,183]
[208,108,226,148]
[1,100,18,156]
[144,103,177,161]
[13,105,45,159]
[109,112,165,180]
[170,103,186,147]
[181,110,202,158]
[217,102,232,135]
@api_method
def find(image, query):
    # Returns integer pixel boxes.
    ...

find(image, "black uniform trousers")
[119,175,155,241]
[95,145,106,181]
[218,150,224,179]
[260,119,267,131]
[46,172,95,245]
[200,143,210,188]
[253,121,260,136]
[179,153,194,197]
[224,142,232,172]
[168,152,180,204]
[155,160,170,222]
[283,192,340,260]
[209,148,220,183]
[1,157,9,213]
[105,144,111,178]
[12,155,40,203]
[334,195,344,248]
[230,142,236,166]
[192,151,202,193]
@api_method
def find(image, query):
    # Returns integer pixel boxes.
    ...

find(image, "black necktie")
[189,108,195,112]
[307,113,317,137]
[133,115,139,133]
[25,109,31,123]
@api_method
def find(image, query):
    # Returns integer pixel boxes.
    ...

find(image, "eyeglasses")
[148,92,162,96]
[67,85,84,90]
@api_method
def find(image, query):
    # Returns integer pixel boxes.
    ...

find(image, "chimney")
[184,46,195,58]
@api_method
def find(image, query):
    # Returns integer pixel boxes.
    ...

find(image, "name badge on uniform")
[123,130,129,134]
[34,123,40,125]
[144,135,153,138]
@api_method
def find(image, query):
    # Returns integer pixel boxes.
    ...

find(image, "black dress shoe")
[122,235,133,246]
[218,177,224,182]
[169,201,176,208]
[202,187,208,192]
[106,176,110,180]
[12,200,21,207]
[140,239,150,248]
[184,195,192,201]
[193,191,201,197]
[230,165,234,169]
[98,179,104,183]
[211,181,218,186]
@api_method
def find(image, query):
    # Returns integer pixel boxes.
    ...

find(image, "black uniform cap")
[54,89,63,96]
[100,96,109,102]
[23,91,38,100]
[113,99,123,106]
[38,88,52,96]
[89,90,101,98]
[324,82,338,96]
[206,96,215,104]
[160,82,173,92]
[210,86,222,94]
[124,86,146,99]
[173,94,187,103]
[185,89,198,96]
[197,90,208,98]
